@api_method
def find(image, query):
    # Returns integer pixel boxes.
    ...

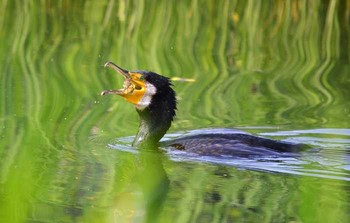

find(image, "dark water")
[1,1,349,222]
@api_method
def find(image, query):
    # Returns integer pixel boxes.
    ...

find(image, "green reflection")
[138,148,169,223]
[0,0,349,222]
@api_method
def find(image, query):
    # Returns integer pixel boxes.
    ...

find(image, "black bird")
[101,62,304,157]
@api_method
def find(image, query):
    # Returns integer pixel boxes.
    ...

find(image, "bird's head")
[101,62,163,110]
[101,61,176,112]
[101,61,176,146]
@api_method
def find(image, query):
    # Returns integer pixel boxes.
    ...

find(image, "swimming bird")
[101,62,304,157]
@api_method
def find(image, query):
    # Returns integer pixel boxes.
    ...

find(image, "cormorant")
[101,62,304,157]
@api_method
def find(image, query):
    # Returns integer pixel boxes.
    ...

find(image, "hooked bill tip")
[104,62,112,68]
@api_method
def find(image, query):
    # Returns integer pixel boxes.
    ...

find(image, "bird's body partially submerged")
[101,62,304,156]
[161,132,303,157]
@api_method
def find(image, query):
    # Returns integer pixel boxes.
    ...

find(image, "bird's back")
[161,132,306,157]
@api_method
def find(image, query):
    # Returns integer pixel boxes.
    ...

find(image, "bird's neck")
[132,90,176,148]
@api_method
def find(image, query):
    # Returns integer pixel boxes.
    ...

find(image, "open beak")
[100,62,133,96]
[101,62,148,107]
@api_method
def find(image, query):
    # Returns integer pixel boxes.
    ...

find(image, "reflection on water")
[1,0,350,222]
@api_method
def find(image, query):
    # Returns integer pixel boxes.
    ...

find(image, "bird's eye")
[139,76,145,81]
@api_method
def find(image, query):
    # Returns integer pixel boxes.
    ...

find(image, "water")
[1,1,350,222]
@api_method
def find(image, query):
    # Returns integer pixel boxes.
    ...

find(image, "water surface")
[0,1,349,222]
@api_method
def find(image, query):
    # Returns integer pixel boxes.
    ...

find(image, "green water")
[1,1,350,222]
